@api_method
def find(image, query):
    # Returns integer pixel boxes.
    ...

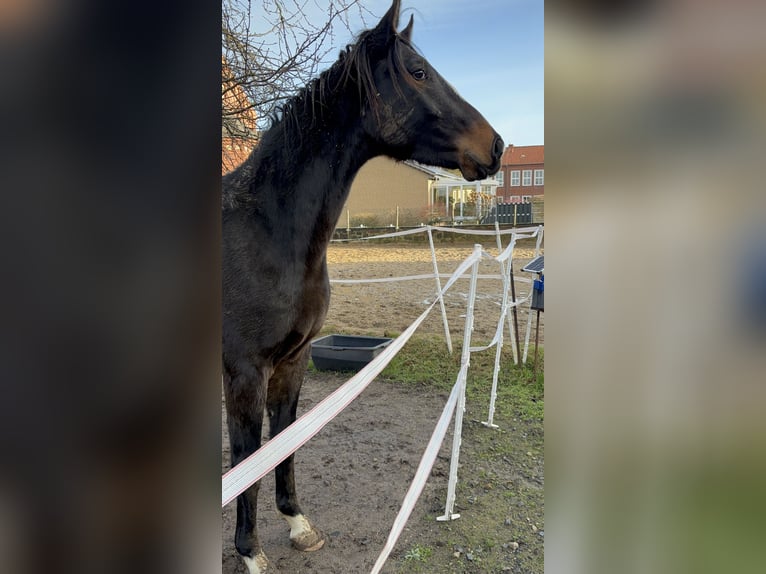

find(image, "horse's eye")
[411,69,427,81]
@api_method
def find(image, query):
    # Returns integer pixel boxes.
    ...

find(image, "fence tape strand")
[331,224,541,243]
[221,250,482,507]
[369,378,461,574]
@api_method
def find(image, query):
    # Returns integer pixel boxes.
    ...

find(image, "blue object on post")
[531,273,544,311]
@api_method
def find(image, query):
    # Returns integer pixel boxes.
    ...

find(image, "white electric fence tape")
[331,224,540,243]
[330,273,524,284]
[372,245,482,571]
[427,227,452,354]
[222,226,544,574]
[369,373,461,573]
[221,250,482,508]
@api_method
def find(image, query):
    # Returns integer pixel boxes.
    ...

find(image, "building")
[337,158,499,228]
[222,58,259,174]
[494,144,544,203]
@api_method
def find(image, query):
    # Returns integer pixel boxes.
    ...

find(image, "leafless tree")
[222,0,374,141]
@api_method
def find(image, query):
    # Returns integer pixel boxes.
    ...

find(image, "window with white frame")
[509,195,521,203]
[510,170,520,186]
[495,170,504,185]
[534,169,544,186]
[522,170,532,186]
[522,195,532,202]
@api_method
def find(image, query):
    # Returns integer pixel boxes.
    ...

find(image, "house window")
[534,169,544,186]
[522,195,532,202]
[496,196,504,204]
[510,170,520,186]
[509,195,521,203]
[522,170,532,186]
[495,170,504,186]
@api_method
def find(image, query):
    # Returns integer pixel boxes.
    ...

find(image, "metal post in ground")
[532,308,541,379]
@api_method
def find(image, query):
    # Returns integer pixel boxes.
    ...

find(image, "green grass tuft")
[381,334,544,423]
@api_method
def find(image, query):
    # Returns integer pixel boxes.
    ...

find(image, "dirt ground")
[222,240,544,573]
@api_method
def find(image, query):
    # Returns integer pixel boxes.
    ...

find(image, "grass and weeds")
[381,334,543,420]
[308,333,544,573]
[404,544,434,562]
[382,335,544,573]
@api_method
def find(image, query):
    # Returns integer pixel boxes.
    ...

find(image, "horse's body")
[222,1,502,571]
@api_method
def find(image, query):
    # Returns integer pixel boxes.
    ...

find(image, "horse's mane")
[223,26,420,211]
[274,29,419,139]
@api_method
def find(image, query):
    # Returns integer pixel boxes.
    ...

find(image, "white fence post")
[427,226,453,354]
[437,244,482,521]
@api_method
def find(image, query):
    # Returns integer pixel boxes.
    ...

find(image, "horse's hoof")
[281,513,326,552]
[292,529,325,552]
[242,550,270,574]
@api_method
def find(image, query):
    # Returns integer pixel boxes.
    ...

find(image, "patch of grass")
[383,335,544,574]
[381,335,461,391]
[308,333,544,574]
[403,544,433,562]
[381,334,544,424]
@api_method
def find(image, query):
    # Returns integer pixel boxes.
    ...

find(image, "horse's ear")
[400,14,414,42]
[372,0,401,39]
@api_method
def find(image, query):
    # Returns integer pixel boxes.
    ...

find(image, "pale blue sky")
[331,0,544,146]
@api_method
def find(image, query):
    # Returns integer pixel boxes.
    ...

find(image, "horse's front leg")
[224,362,271,574]
[267,346,326,552]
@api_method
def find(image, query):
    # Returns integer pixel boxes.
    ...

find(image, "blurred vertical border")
[0,1,221,573]
[546,1,766,573]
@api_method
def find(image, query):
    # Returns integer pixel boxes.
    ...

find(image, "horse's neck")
[259,99,375,257]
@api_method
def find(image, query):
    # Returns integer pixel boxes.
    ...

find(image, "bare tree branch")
[222,0,375,141]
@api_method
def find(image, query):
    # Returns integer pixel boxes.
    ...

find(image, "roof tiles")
[501,145,544,166]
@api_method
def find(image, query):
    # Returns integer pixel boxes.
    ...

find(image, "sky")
[325,0,544,146]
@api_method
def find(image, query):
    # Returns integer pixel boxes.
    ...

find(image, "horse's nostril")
[493,136,504,159]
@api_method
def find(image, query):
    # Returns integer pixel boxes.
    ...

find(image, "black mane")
[276,30,418,130]
[223,30,416,210]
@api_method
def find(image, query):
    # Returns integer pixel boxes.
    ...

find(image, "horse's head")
[354,0,504,181]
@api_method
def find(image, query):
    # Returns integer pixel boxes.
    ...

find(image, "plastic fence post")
[428,226,453,354]
[437,244,482,521]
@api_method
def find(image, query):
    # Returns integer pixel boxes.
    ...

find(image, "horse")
[222,1,503,571]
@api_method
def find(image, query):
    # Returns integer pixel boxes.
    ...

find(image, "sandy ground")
[324,243,544,347]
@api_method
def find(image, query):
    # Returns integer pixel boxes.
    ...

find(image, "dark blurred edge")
[0,1,221,573]
[546,1,766,574]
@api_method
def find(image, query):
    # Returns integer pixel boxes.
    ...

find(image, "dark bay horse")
[222,1,502,571]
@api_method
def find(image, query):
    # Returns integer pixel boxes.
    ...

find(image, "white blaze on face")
[242,550,269,574]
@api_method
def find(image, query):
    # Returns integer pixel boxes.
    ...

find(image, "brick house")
[222,59,258,174]
[494,144,544,203]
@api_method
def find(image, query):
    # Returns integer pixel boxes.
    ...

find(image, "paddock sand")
[325,243,544,346]
[222,241,544,573]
